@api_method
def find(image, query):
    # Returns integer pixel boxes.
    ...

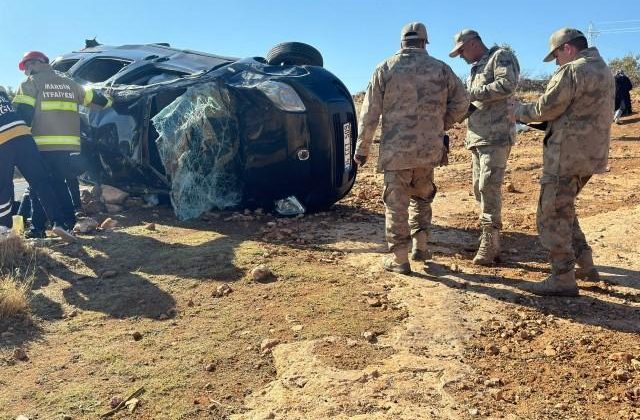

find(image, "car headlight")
[257,81,305,112]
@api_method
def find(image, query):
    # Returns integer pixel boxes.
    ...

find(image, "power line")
[588,20,640,44]
[597,19,640,24]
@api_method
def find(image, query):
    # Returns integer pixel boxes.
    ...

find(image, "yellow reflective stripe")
[13,94,36,107]
[33,135,81,146]
[40,101,78,112]
[83,88,94,106]
[0,125,31,145]
[105,97,113,108]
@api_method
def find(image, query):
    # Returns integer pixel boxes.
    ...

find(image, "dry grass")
[0,233,35,319]
[0,273,31,318]
[0,232,29,271]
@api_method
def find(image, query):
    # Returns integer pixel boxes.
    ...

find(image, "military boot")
[411,231,432,262]
[473,227,501,266]
[526,270,579,297]
[383,249,411,275]
[575,249,600,282]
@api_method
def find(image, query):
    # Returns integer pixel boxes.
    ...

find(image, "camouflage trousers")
[383,168,436,255]
[471,144,511,229]
[537,175,592,274]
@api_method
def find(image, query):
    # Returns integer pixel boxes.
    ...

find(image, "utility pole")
[587,22,599,45]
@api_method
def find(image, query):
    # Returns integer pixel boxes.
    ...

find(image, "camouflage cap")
[543,28,586,62]
[401,22,429,43]
[449,29,479,57]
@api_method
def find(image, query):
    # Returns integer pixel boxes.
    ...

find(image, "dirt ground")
[1,90,639,420]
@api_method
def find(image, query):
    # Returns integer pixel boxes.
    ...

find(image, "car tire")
[266,42,323,67]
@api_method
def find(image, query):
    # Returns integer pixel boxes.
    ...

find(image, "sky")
[1,0,639,93]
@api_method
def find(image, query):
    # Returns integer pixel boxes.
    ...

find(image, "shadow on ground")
[412,261,640,334]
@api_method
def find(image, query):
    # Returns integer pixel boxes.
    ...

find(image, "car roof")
[54,43,239,73]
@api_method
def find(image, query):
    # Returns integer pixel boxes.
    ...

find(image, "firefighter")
[13,51,111,238]
[0,86,75,242]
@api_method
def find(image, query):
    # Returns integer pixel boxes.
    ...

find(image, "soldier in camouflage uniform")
[355,22,469,274]
[449,29,520,266]
[515,28,614,296]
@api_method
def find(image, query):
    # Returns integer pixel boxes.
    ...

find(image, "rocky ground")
[0,91,639,420]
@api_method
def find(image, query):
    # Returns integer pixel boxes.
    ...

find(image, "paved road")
[14,179,28,198]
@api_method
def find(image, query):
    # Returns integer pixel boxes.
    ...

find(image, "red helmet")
[18,51,49,71]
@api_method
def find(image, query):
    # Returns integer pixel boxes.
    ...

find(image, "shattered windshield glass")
[152,82,243,220]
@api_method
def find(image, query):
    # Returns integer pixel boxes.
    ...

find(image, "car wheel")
[266,42,323,67]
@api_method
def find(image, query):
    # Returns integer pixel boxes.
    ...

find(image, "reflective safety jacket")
[13,65,110,152]
[0,86,31,146]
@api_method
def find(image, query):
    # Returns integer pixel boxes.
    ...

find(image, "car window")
[51,59,80,73]
[74,57,133,83]
[114,68,190,86]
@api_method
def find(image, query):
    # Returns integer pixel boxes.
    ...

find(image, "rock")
[16,416,30,420]
[67,309,79,318]
[506,182,519,193]
[484,378,502,387]
[544,346,557,357]
[492,389,505,401]
[251,265,274,282]
[13,348,28,361]
[205,363,216,372]
[105,204,124,214]
[101,185,129,205]
[485,343,500,355]
[83,199,105,215]
[101,270,118,279]
[131,331,143,341]
[158,313,169,321]
[73,217,99,234]
[518,330,531,340]
[613,369,631,382]
[367,297,382,307]
[362,331,376,343]
[100,217,118,230]
[62,415,72,420]
[291,325,303,332]
[144,223,156,231]
[609,352,634,363]
[213,284,233,298]
[554,403,568,410]
[125,398,139,413]
[468,408,479,416]
[260,338,280,353]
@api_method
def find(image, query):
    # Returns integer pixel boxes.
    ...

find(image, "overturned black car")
[52,41,357,219]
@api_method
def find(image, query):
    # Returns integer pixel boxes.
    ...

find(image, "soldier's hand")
[354,154,368,167]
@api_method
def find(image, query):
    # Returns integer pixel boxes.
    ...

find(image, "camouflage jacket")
[465,46,520,148]
[355,48,468,172]
[516,48,614,179]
